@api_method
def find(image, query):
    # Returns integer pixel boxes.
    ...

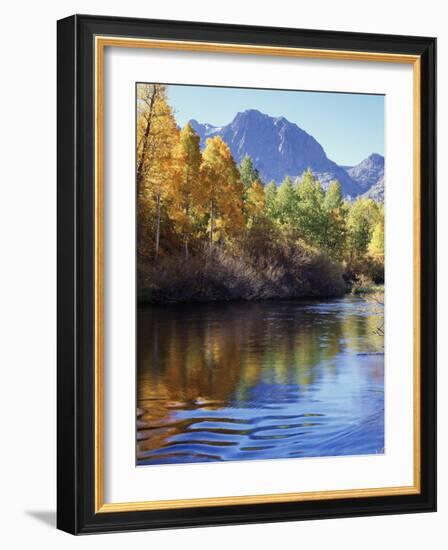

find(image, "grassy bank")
[352,283,384,295]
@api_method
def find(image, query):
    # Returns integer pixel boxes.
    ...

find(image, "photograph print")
[136,83,385,466]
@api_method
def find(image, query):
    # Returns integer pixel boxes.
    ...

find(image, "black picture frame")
[57,14,436,534]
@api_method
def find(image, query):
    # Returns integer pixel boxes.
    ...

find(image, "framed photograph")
[57,14,436,534]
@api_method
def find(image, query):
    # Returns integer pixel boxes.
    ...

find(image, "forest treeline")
[137,84,384,303]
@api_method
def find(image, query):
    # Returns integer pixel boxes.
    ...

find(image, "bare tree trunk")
[155,194,161,259]
[136,86,158,197]
[209,201,214,256]
[184,203,190,261]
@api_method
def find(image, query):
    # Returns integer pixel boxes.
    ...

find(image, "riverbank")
[138,249,347,304]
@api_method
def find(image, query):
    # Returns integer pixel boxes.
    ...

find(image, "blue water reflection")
[137,296,384,465]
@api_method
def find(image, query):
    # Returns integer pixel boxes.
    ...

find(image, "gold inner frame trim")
[94,35,422,513]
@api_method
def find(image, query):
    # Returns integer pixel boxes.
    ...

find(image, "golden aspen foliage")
[167,123,203,259]
[368,208,385,262]
[200,136,244,252]
[245,179,266,227]
[346,198,380,262]
[136,84,179,258]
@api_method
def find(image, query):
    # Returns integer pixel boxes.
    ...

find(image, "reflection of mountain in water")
[137,296,384,464]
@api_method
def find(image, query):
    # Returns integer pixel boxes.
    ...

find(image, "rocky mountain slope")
[189,110,384,200]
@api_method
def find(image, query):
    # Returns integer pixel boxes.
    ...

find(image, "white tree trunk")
[155,194,161,258]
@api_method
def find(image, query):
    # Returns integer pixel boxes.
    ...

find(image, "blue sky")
[166,84,384,167]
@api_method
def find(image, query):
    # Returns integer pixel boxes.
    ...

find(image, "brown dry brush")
[138,236,346,303]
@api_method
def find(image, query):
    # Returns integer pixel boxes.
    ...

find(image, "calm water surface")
[137,296,384,465]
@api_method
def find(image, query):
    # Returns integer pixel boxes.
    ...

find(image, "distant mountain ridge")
[189,109,384,200]
[347,153,385,201]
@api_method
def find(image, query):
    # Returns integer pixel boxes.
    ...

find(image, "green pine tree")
[239,154,261,189]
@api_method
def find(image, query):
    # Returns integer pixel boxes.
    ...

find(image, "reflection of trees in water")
[137,299,384,407]
[136,299,384,459]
